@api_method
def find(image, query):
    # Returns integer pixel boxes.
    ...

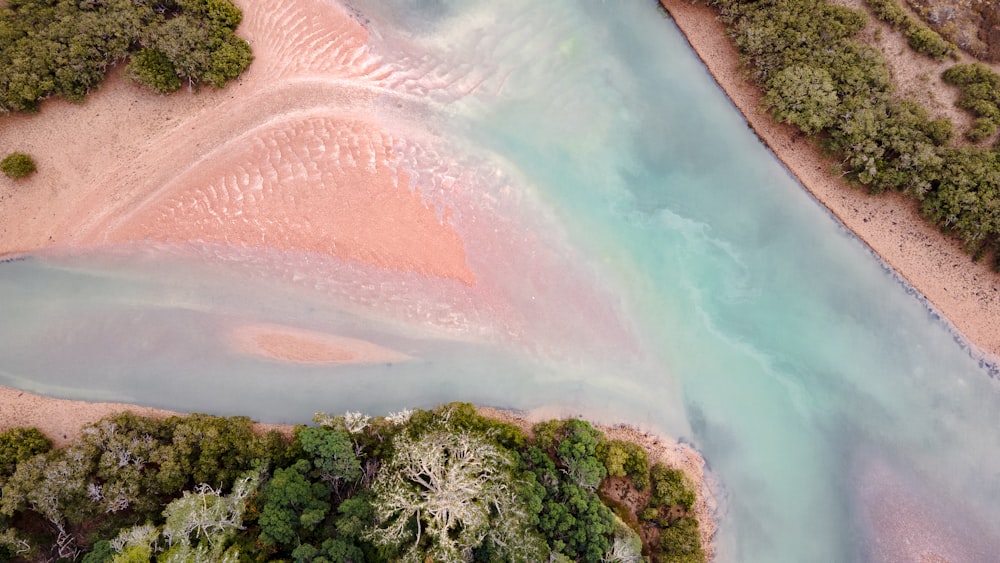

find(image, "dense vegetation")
[942,63,1000,142]
[862,0,956,59]
[0,0,252,113]
[0,153,36,179]
[906,0,1000,62]
[705,0,1000,266]
[0,404,704,562]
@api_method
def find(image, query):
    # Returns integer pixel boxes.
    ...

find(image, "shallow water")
[3,1,1000,561]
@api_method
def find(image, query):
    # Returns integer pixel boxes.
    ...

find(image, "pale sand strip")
[0,386,291,448]
[659,0,1000,362]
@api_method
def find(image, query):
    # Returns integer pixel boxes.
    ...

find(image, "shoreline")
[0,386,717,560]
[658,0,1000,364]
[478,406,719,562]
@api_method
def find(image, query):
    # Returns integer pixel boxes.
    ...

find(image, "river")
[2,1,1000,561]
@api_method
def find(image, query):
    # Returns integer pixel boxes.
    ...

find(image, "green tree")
[0,426,50,480]
[650,463,696,511]
[521,445,615,562]
[556,419,607,491]
[258,459,331,547]
[765,65,840,134]
[598,439,649,491]
[1,152,36,179]
[126,49,181,94]
[296,426,361,496]
[659,516,704,563]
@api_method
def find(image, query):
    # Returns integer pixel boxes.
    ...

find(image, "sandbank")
[659,0,1000,361]
[229,322,411,365]
[0,0,474,284]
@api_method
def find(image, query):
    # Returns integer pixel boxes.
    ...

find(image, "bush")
[126,49,182,94]
[966,118,997,142]
[650,463,696,511]
[659,516,704,563]
[865,0,908,28]
[714,0,1000,264]
[0,0,251,112]
[864,0,956,59]
[0,152,36,179]
[0,427,51,479]
[924,118,954,146]
[598,439,650,490]
[906,25,956,60]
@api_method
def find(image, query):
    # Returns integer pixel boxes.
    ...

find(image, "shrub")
[864,0,956,59]
[924,118,954,146]
[598,438,650,490]
[906,25,956,59]
[0,152,36,179]
[865,0,908,28]
[0,427,51,479]
[659,516,705,563]
[126,49,181,94]
[0,0,251,112]
[650,463,696,511]
[966,118,997,142]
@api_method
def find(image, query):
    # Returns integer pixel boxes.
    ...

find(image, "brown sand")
[0,0,475,284]
[0,386,291,448]
[477,406,718,561]
[660,0,1000,361]
[230,322,412,365]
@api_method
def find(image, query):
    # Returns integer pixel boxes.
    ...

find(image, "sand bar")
[230,322,412,365]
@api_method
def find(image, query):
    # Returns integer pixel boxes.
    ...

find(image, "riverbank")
[479,406,718,562]
[658,0,1000,362]
[0,386,717,560]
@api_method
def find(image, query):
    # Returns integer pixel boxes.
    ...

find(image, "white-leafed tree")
[367,429,546,562]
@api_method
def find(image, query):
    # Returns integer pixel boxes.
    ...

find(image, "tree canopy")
[708,0,1000,267]
[0,404,706,562]
[0,0,252,113]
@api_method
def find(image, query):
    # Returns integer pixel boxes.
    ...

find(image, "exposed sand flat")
[230,322,412,365]
[660,0,1000,360]
[93,113,476,284]
[0,0,474,284]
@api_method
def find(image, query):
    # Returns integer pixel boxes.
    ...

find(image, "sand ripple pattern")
[103,115,474,284]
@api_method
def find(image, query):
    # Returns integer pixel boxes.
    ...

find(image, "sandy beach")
[659,0,1000,362]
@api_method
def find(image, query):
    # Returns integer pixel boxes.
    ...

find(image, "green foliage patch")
[0,426,50,479]
[708,0,1000,268]
[1,152,36,179]
[942,63,1000,141]
[864,0,956,59]
[0,406,705,562]
[0,0,252,113]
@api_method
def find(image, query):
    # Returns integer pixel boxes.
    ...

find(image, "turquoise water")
[3,1,1000,560]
